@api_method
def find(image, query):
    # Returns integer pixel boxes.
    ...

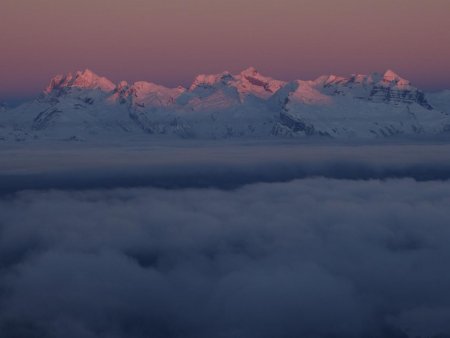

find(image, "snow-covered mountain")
[45,69,116,94]
[1,68,449,141]
[428,90,450,114]
[271,71,449,137]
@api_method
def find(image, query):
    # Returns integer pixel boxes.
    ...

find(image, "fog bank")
[2,143,450,193]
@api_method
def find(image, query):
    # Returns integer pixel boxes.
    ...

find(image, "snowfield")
[1,68,450,142]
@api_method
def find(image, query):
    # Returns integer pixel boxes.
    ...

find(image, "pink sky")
[1,0,449,100]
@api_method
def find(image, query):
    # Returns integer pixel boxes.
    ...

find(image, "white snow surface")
[428,90,450,113]
[1,68,449,142]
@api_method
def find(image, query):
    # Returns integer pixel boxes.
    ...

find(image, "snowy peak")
[315,70,410,89]
[236,66,286,98]
[306,69,431,108]
[313,74,347,87]
[2,67,450,141]
[189,72,234,90]
[38,67,435,112]
[188,67,286,100]
[125,81,186,108]
[379,69,412,89]
[130,81,176,93]
[44,73,73,94]
[274,80,332,107]
[72,69,116,92]
[45,69,116,94]
[382,69,404,82]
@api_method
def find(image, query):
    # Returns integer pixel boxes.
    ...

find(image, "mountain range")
[1,67,449,141]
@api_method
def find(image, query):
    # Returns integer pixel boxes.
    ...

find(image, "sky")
[1,0,450,102]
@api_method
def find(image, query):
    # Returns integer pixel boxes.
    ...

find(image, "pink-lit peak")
[44,68,418,98]
[45,69,116,94]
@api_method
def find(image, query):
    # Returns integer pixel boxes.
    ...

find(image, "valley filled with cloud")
[1,145,450,338]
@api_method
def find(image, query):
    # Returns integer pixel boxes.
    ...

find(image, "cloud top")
[1,178,450,337]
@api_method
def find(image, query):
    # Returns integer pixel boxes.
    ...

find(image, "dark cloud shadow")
[1,143,450,194]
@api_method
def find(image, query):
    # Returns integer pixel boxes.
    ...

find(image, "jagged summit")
[189,72,233,90]
[42,68,417,99]
[39,67,432,110]
[189,66,261,88]
[126,81,186,108]
[379,69,412,89]
[235,67,286,98]
[311,70,409,88]
[1,66,449,141]
[313,74,347,86]
[45,69,116,94]
[383,69,403,82]
[185,67,285,100]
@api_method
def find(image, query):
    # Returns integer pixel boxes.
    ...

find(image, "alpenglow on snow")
[1,68,450,141]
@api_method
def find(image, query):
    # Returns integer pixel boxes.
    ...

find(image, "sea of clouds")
[1,142,450,337]
[1,178,450,338]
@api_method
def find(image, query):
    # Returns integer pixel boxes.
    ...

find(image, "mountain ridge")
[1,68,449,141]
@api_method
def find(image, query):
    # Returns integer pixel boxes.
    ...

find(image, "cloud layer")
[1,178,450,337]
[2,143,450,193]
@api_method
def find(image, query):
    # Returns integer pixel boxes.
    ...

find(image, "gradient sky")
[1,0,449,102]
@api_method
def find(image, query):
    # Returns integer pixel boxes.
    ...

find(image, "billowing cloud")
[1,178,450,337]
